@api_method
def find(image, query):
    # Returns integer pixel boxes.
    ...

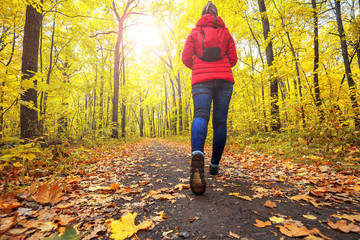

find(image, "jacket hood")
[196,14,225,28]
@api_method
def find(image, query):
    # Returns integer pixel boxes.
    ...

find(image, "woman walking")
[182,1,238,194]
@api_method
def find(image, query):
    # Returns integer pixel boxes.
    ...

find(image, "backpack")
[196,26,226,62]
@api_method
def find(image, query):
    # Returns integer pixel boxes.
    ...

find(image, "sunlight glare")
[132,23,162,50]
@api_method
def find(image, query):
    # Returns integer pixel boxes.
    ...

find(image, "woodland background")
[1,0,360,159]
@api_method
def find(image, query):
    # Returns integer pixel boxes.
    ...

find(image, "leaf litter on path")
[1,138,360,239]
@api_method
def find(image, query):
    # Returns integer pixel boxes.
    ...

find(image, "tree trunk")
[357,39,360,69]
[111,21,121,138]
[42,15,56,128]
[257,0,280,131]
[99,76,104,130]
[20,4,42,138]
[58,60,70,137]
[140,97,144,137]
[120,42,126,138]
[92,67,97,130]
[176,71,182,133]
[334,0,360,128]
[168,76,177,134]
[111,0,137,138]
[164,78,169,133]
[312,0,324,123]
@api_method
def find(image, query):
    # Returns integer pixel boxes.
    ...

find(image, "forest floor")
[1,138,360,240]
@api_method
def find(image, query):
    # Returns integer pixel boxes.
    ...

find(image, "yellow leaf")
[269,216,285,224]
[21,79,34,90]
[0,163,8,171]
[331,214,360,223]
[286,162,294,169]
[303,214,317,220]
[229,192,253,201]
[25,153,36,161]
[13,162,22,168]
[109,212,153,240]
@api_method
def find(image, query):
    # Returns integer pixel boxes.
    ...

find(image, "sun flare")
[132,23,162,50]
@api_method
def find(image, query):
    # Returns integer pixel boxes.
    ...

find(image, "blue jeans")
[191,79,233,167]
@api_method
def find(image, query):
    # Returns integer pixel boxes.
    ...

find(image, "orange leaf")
[54,215,77,226]
[254,219,272,228]
[276,222,312,237]
[0,194,22,214]
[264,200,277,208]
[327,220,360,233]
[174,184,190,191]
[32,183,63,205]
[0,212,18,235]
[110,183,120,190]
[228,230,241,239]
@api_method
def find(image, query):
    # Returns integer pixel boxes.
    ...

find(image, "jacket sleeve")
[182,30,196,69]
[226,30,238,68]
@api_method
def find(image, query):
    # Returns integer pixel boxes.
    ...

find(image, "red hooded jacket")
[182,14,237,86]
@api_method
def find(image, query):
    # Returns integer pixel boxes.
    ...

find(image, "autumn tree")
[257,0,280,131]
[20,2,43,138]
[334,0,360,128]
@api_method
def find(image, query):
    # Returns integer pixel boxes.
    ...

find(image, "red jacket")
[182,15,238,86]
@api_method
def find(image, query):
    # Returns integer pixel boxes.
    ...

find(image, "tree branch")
[90,31,117,38]
[46,10,110,20]
[0,96,19,119]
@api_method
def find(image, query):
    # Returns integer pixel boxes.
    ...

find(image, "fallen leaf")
[152,211,167,222]
[44,225,80,240]
[56,202,74,209]
[0,194,22,214]
[269,216,286,224]
[0,212,18,235]
[264,200,277,208]
[331,214,360,223]
[327,219,360,233]
[54,215,77,226]
[290,194,321,208]
[229,193,253,201]
[253,219,272,228]
[229,230,241,239]
[38,222,57,232]
[276,222,312,237]
[110,183,120,190]
[303,214,317,220]
[152,194,175,201]
[83,225,107,240]
[188,216,199,223]
[32,183,63,205]
[174,184,190,191]
[109,212,153,240]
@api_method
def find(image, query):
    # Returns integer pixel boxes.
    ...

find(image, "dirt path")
[4,138,360,239]
[106,138,360,240]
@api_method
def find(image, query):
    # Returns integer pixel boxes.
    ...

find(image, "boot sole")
[190,153,206,194]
